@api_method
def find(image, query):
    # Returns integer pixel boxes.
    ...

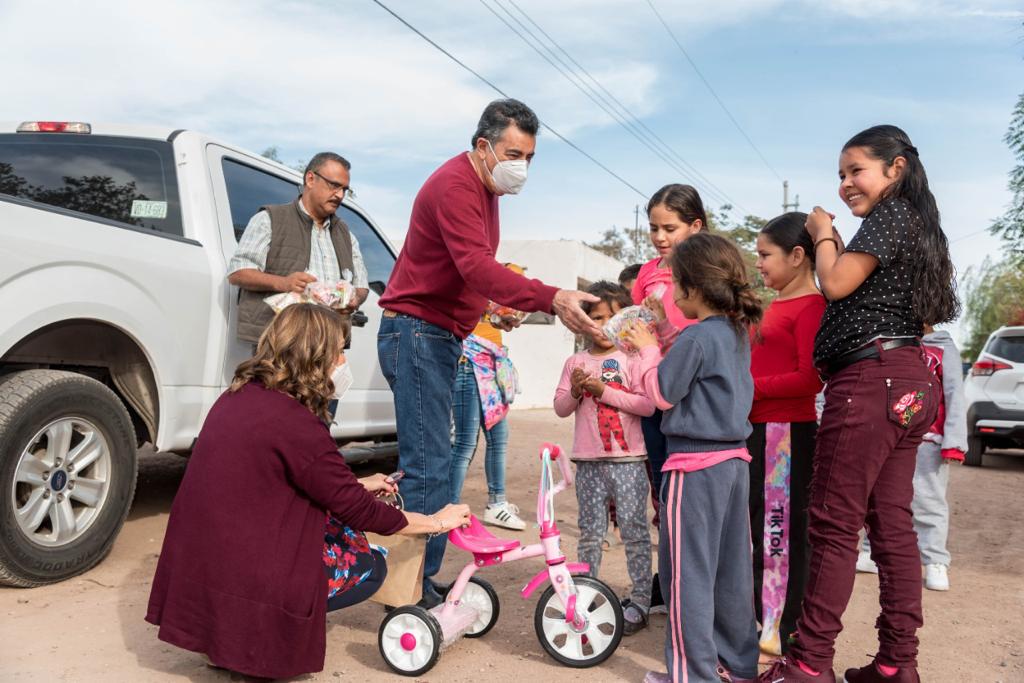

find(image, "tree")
[260,146,307,173]
[991,92,1024,259]
[32,175,147,226]
[961,257,1024,360]
[961,85,1024,359]
[586,225,657,263]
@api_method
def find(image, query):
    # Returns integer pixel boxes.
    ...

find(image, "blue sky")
[3,0,1021,339]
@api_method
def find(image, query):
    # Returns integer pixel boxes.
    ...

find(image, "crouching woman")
[146,303,470,679]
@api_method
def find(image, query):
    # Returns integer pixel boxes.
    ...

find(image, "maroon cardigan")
[145,382,407,679]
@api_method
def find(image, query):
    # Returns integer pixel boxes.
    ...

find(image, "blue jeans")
[449,359,509,505]
[377,313,462,593]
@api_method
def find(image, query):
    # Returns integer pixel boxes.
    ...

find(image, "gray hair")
[303,152,351,185]
[470,99,539,148]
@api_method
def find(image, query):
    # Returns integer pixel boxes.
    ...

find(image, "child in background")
[633,184,707,614]
[857,324,967,592]
[619,263,643,292]
[760,125,958,683]
[553,281,655,636]
[628,232,762,683]
[749,213,826,660]
[449,263,527,531]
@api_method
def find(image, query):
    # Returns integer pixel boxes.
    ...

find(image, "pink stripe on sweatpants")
[667,470,688,683]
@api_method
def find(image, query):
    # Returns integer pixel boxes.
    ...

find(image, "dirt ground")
[2,409,1023,682]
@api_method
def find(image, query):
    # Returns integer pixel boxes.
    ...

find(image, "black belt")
[817,338,920,380]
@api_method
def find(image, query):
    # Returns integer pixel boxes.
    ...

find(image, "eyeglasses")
[313,170,353,200]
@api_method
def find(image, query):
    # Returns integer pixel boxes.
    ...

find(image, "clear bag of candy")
[485,301,527,326]
[264,277,354,314]
[602,305,657,353]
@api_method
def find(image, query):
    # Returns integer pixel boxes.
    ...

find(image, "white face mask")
[331,362,353,400]
[486,140,528,195]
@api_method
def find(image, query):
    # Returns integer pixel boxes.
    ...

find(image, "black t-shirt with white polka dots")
[814,196,924,365]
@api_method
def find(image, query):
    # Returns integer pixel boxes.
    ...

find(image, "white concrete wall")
[496,240,624,410]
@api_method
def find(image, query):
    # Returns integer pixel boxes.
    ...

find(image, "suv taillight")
[971,358,1012,376]
[17,121,91,134]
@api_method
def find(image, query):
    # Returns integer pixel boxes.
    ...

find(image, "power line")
[369,0,648,199]
[645,0,784,184]
[949,226,995,243]
[477,0,725,207]
[505,0,742,212]
[494,0,746,213]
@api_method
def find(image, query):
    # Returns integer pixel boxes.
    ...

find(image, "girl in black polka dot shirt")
[761,126,959,683]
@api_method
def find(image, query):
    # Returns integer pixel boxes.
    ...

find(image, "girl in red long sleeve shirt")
[748,213,826,662]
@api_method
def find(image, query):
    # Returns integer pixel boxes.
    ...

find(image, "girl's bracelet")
[814,237,838,250]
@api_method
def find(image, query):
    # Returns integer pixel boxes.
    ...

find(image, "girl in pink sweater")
[554,281,656,636]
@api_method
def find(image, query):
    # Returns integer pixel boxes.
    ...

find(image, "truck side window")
[339,206,395,287]
[221,159,299,240]
[0,133,183,236]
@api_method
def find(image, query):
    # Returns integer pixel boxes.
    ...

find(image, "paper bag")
[365,532,425,606]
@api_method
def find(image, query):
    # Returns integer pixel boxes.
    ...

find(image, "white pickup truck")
[0,121,399,587]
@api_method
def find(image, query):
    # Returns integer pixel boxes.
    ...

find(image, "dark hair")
[760,211,814,264]
[582,280,632,315]
[303,152,351,186]
[843,125,960,324]
[618,263,642,286]
[670,232,762,335]
[646,184,708,228]
[471,99,540,147]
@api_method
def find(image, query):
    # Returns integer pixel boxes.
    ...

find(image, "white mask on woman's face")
[331,362,353,400]
[486,140,528,195]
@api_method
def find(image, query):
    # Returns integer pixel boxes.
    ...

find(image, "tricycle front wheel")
[533,575,623,667]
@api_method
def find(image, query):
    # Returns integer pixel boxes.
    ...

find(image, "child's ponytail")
[670,232,763,336]
[843,125,960,325]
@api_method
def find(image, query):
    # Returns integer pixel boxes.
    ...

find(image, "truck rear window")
[0,133,183,236]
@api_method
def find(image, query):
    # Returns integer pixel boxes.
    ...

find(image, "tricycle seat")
[448,515,521,554]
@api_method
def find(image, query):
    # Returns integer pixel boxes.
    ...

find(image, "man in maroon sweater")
[378,99,600,605]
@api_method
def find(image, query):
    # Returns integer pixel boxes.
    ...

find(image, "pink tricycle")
[378,443,624,676]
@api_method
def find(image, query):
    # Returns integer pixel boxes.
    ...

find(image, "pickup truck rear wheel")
[0,370,137,586]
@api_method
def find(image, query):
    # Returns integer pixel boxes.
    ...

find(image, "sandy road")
[2,409,1022,682]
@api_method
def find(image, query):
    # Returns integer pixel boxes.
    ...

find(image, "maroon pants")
[790,345,938,671]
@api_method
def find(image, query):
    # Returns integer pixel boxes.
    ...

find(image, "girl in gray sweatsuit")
[628,232,764,683]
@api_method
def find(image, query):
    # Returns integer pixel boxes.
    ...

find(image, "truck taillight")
[971,359,1012,376]
[17,121,91,134]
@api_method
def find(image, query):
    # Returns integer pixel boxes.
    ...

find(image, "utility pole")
[782,180,800,213]
[633,204,641,262]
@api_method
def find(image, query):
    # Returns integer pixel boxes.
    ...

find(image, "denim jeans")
[449,359,509,505]
[377,313,462,592]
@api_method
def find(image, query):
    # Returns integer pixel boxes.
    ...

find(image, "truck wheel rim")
[11,418,113,547]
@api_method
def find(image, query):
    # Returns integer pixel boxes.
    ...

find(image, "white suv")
[963,325,1024,466]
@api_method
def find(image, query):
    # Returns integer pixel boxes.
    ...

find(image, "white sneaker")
[924,563,949,591]
[856,550,879,574]
[483,501,526,531]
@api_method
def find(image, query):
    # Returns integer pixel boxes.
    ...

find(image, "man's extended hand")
[552,289,602,336]
[279,271,317,294]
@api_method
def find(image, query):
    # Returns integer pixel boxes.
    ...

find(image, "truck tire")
[964,435,985,467]
[0,370,138,587]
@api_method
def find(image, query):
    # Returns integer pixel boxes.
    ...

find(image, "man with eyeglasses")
[228,152,369,346]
